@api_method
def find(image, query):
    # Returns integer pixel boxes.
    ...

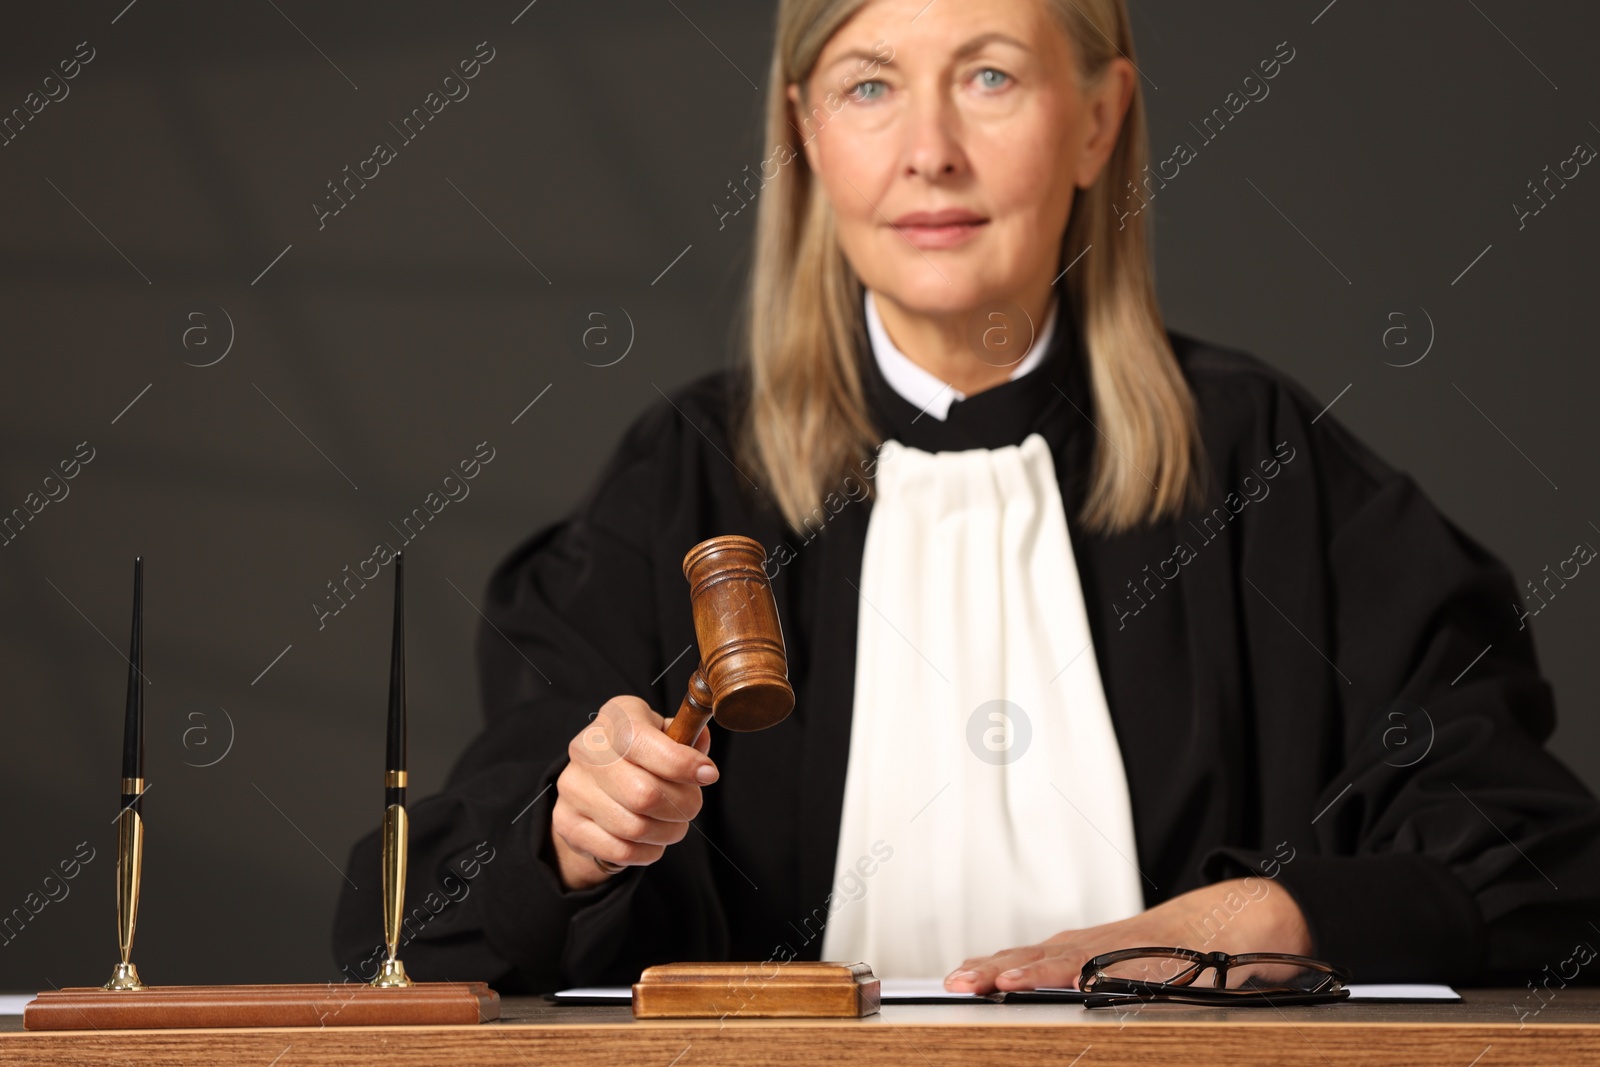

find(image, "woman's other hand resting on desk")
[547,695,719,891]
[943,877,1313,993]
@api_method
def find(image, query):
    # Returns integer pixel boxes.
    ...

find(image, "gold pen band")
[120,777,145,793]
[385,770,407,788]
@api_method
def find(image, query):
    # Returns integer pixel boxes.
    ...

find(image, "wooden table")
[1,988,1592,1065]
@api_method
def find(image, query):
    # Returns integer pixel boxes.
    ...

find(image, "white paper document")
[1345,984,1460,1001]
[554,978,992,1002]
[0,994,36,1015]
[551,980,1460,1003]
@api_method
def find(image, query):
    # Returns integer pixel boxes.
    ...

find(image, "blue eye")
[848,79,887,102]
[976,68,1010,90]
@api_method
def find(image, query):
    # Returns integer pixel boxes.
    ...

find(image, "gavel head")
[682,535,795,732]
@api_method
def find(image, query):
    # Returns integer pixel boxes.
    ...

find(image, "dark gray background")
[0,0,1593,989]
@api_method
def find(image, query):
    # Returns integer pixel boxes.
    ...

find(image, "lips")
[891,208,987,228]
[889,208,989,250]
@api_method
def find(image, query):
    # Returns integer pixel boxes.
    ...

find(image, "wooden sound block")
[22,981,498,1030]
[631,961,880,1018]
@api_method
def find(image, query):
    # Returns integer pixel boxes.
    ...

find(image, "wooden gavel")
[594,535,793,874]
[664,535,794,745]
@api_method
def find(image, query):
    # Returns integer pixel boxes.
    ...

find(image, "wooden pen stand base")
[23,981,498,1030]
[632,962,879,1018]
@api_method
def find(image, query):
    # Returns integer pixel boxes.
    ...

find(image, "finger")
[609,700,718,785]
[594,758,705,824]
[951,944,1051,975]
[557,759,696,841]
[991,953,1084,991]
[944,946,1053,992]
[563,751,694,825]
[657,714,720,783]
[569,696,658,770]
[573,697,718,785]
[598,694,663,730]
[552,807,665,870]
[579,771,699,847]
[952,939,1054,968]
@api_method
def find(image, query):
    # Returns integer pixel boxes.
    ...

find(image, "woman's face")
[791,0,1132,319]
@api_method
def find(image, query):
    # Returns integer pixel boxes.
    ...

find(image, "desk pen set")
[22,554,497,1030]
[23,535,847,1029]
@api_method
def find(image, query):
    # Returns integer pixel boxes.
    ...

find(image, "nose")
[902,88,966,182]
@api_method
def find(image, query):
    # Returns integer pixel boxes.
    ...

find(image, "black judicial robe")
[333,298,1600,991]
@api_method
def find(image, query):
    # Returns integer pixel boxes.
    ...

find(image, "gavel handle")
[665,667,715,747]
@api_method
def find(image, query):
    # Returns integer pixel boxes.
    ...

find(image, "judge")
[334,0,1600,993]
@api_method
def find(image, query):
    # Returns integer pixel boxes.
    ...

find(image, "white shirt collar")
[865,289,1058,421]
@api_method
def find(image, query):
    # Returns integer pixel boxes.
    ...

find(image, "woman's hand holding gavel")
[546,535,793,891]
[548,695,720,891]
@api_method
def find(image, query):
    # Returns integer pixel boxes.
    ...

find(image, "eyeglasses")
[1078,947,1351,1008]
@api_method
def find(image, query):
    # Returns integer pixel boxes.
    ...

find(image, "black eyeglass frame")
[1078,947,1352,1009]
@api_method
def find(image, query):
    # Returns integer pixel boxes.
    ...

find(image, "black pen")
[387,551,406,811]
[106,557,146,991]
[374,552,412,987]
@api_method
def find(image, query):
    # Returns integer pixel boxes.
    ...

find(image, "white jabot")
[864,290,1058,421]
[819,433,1147,979]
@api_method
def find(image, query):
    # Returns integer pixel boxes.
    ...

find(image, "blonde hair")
[736,0,1202,535]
